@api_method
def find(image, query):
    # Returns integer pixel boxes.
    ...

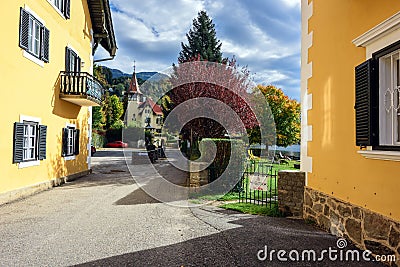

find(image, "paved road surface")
[0,149,384,266]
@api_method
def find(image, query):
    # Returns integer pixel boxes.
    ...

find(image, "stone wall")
[304,187,400,266]
[189,162,209,187]
[278,171,305,217]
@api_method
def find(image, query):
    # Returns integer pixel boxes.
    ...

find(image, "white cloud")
[99,0,301,99]
[281,0,301,8]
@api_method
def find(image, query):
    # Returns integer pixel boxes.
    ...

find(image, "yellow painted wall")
[307,0,400,220]
[0,0,94,193]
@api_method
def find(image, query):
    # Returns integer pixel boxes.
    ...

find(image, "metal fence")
[60,71,104,104]
[238,160,278,208]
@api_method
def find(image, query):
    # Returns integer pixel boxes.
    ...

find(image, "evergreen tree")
[178,11,223,63]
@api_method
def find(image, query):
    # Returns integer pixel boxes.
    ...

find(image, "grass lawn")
[246,159,298,174]
[219,202,280,216]
[189,192,240,201]
[189,158,298,203]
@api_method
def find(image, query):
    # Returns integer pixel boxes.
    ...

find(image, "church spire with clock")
[126,61,143,103]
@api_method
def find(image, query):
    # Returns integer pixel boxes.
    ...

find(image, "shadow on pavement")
[61,164,134,189]
[92,149,127,158]
[114,188,161,205]
[153,161,189,186]
[73,211,384,267]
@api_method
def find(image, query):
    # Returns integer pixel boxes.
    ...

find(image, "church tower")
[124,63,163,133]
[125,62,144,125]
[126,62,143,101]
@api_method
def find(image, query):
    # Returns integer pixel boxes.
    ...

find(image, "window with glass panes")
[53,0,65,13]
[13,120,47,164]
[28,17,41,58]
[23,122,37,161]
[62,126,79,157]
[67,127,75,155]
[355,40,400,149]
[379,49,400,146]
[19,8,50,62]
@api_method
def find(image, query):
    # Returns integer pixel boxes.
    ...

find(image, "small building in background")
[124,67,163,133]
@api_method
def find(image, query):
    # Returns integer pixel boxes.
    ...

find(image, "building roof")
[148,98,163,115]
[87,0,117,57]
[138,98,163,116]
[127,68,142,94]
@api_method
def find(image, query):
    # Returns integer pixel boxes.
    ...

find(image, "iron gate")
[238,160,278,209]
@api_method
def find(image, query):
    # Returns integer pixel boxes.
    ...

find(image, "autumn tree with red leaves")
[168,11,264,144]
[167,57,260,140]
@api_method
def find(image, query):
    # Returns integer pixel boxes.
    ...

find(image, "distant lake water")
[269,144,300,153]
[248,144,300,157]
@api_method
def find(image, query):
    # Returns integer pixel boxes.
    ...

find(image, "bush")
[201,138,245,184]
[92,132,106,148]
[111,119,125,130]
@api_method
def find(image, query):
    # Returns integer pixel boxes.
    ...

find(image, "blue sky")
[97,0,301,100]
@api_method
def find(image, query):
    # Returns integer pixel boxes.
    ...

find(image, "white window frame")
[379,50,400,146]
[66,127,75,156]
[23,122,38,161]
[46,0,67,19]
[18,115,41,168]
[66,45,81,73]
[22,5,46,67]
[28,17,41,58]
[64,123,76,160]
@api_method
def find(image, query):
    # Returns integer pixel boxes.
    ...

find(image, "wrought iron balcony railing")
[59,71,104,106]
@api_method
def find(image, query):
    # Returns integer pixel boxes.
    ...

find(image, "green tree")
[101,66,113,85]
[92,106,105,130]
[103,93,124,129]
[93,64,110,88]
[256,85,300,147]
[113,83,125,97]
[178,11,224,63]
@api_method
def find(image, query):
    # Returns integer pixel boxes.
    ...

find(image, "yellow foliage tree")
[256,85,300,147]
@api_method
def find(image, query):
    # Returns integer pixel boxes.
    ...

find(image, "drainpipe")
[94,56,115,63]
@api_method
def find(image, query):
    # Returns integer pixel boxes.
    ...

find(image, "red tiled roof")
[147,98,163,115]
[127,71,142,94]
[138,98,163,115]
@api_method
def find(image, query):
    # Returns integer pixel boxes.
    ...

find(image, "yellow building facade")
[0,0,116,203]
[301,0,400,261]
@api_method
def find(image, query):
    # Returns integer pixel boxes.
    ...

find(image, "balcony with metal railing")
[59,71,104,106]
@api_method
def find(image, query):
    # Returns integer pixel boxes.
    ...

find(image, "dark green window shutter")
[77,56,81,73]
[13,122,25,163]
[65,47,71,72]
[64,0,70,19]
[74,129,80,155]
[38,125,47,160]
[355,58,379,147]
[62,128,68,157]
[19,8,30,50]
[41,27,50,63]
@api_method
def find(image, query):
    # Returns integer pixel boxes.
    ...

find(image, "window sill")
[46,0,67,20]
[357,150,400,161]
[19,160,40,169]
[23,51,44,67]
[64,155,76,161]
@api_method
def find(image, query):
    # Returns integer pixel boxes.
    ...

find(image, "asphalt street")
[0,149,384,266]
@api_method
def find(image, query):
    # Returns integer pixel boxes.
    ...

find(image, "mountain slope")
[109,68,158,81]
